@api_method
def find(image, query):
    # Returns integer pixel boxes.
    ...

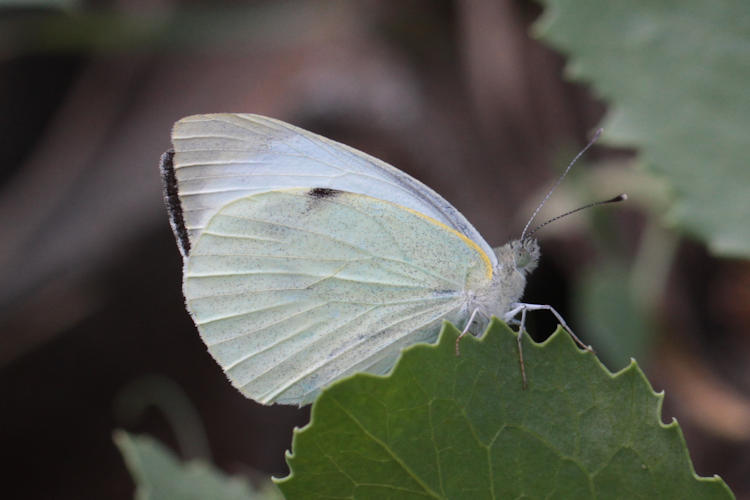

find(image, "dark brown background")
[1,1,748,498]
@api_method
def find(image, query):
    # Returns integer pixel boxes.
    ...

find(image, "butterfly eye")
[515,249,529,267]
[511,239,539,274]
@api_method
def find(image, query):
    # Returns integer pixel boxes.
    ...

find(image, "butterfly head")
[473,239,539,320]
[504,238,540,276]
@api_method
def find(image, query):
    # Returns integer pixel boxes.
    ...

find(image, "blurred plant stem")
[114,375,212,462]
[630,218,679,310]
[0,1,353,60]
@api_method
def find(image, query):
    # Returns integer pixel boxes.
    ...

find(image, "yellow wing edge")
[398,205,493,280]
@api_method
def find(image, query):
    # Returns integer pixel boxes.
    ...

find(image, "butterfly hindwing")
[183,188,492,405]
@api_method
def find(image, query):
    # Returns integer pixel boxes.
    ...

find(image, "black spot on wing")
[159,149,190,257]
[304,187,343,214]
[308,187,341,199]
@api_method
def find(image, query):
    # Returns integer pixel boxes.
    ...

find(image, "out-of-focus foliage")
[0,2,350,59]
[114,431,281,500]
[535,0,750,258]
[574,261,652,369]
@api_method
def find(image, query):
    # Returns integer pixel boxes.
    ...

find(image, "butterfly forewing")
[171,113,495,264]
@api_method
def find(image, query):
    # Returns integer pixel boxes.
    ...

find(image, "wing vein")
[263,300,460,401]
[210,213,463,288]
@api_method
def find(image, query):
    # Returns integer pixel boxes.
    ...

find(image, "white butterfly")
[161,114,608,406]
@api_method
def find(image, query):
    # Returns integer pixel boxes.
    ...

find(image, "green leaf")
[276,321,733,499]
[114,431,280,500]
[534,0,750,258]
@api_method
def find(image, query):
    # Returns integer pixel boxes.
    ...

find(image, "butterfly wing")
[167,113,495,264]
[184,188,492,405]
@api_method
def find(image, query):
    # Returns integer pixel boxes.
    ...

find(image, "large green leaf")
[276,321,733,499]
[114,431,280,500]
[534,0,750,257]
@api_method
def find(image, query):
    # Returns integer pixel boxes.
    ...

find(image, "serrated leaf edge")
[275,320,733,497]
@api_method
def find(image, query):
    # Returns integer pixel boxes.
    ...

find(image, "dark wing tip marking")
[159,149,191,257]
[307,187,341,199]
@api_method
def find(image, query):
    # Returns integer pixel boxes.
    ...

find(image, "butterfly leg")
[455,308,480,356]
[512,303,594,353]
[503,304,529,389]
[517,307,528,389]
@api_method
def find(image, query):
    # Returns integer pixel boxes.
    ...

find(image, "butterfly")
[161,114,617,406]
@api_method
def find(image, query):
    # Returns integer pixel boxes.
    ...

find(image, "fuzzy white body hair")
[465,238,540,333]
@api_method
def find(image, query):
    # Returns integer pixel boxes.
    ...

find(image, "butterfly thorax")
[466,238,540,325]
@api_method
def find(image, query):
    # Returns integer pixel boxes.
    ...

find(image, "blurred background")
[1,1,748,498]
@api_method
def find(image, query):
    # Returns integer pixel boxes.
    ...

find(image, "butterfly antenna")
[520,128,603,241]
[524,193,627,239]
